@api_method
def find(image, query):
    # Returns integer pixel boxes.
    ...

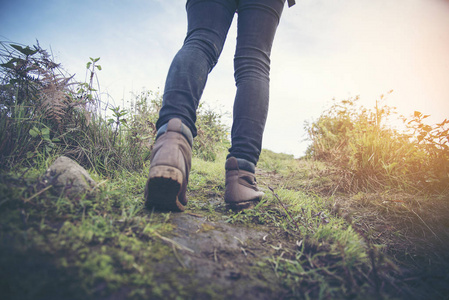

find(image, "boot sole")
[145,165,185,212]
[226,199,259,212]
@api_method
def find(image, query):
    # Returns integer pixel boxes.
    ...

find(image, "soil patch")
[161,212,288,299]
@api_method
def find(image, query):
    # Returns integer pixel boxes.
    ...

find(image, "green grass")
[0,147,448,299]
[0,163,184,299]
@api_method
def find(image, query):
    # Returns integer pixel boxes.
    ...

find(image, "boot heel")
[145,166,185,211]
[144,118,192,212]
[148,165,183,184]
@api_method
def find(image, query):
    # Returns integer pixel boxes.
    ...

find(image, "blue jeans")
[156,0,285,166]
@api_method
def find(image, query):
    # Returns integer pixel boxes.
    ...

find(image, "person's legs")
[228,0,285,166]
[156,0,238,137]
[146,0,237,211]
[225,0,285,210]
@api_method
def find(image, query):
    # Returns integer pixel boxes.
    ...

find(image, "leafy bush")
[0,41,86,168]
[0,41,154,175]
[305,94,449,192]
[126,91,229,162]
[1,41,228,176]
[194,103,229,161]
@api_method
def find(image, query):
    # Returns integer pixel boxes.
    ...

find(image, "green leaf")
[29,127,39,138]
[10,44,38,56]
[41,127,50,137]
[96,65,102,71]
[0,58,17,69]
[86,62,92,69]
[117,110,127,117]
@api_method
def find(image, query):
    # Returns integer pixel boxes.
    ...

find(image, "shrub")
[0,41,86,168]
[193,103,229,161]
[1,41,228,176]
[305,94,449,192]
[0,41,152,175]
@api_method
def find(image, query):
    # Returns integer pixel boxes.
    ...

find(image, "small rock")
[43,156,96,195]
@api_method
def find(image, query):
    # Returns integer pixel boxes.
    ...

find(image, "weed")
[305,94,449,192]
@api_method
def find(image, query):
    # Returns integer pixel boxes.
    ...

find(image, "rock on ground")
[43,156,96,195]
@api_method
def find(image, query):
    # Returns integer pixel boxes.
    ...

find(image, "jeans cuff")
[156,121,194,146]
[235,158,256,173]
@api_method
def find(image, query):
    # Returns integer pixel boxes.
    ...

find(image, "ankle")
[227,157,255,173]
[156,119,193,146]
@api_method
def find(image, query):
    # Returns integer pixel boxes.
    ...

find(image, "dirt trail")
[168,213,282,299]
[150,169,293,299]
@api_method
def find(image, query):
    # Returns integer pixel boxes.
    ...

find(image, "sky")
[2,0,449,157]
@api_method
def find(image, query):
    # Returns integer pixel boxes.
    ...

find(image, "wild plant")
[403,111,449,191]
[0,41,82,167]
[305,94,449,192]
[193,102,229,161]
[1,41,229,176]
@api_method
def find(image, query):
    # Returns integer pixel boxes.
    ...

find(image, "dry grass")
[330,191,449,298]
[260,151,449,298]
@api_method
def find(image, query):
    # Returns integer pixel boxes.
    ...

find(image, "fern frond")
[38,73,70,128]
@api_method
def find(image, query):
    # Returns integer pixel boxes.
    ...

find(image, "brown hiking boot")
[225,157,264,211]
[145,118,192,212]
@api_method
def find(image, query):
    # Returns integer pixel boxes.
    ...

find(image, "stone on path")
[43,156,96,195]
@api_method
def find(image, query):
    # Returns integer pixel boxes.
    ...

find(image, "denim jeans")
[156,0,285,166]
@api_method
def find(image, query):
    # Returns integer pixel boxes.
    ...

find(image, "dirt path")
[144,169,295,299]
[167,212,283,299]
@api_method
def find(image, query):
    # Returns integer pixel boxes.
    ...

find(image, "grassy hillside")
[1,148,448,299]
[1,41,448,299]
